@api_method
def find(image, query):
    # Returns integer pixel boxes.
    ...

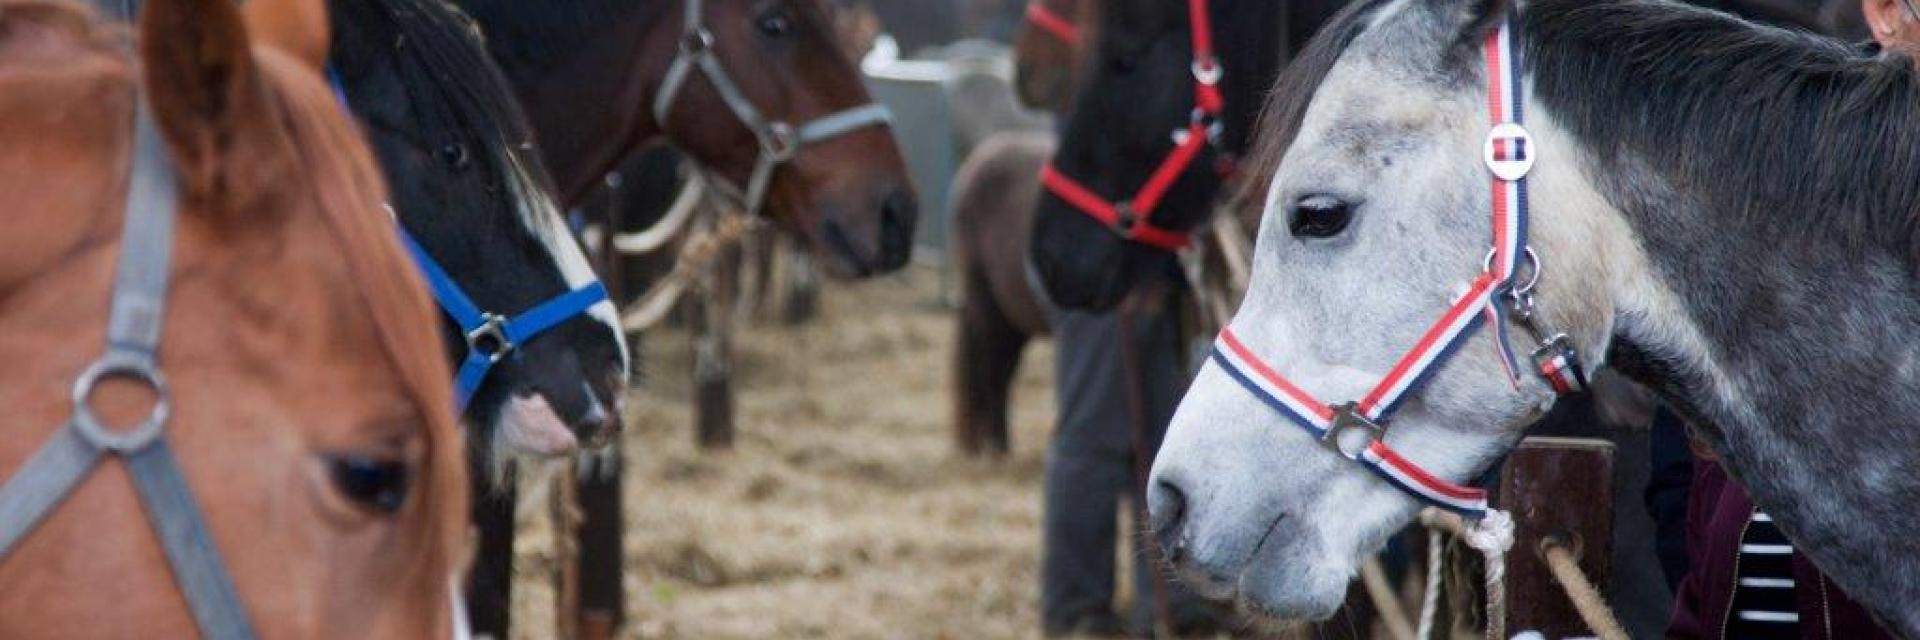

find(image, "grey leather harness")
[651,0,894,216]
[0,104,258,639]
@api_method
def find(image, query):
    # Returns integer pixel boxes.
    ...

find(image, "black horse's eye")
[756,8,795,37]
[438,143,471,171]
[1109,53,1138,75]
[328,456,410,514]
[1289,195,1354,238]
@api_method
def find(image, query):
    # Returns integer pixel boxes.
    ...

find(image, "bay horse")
[327,0,628,474]
[452,0,918,279]
[0,0,467,636]
[1147,0,1920,634]
[1012,0,1100,111]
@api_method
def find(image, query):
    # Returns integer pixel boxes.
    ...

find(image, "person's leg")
[1043,309,1135,636]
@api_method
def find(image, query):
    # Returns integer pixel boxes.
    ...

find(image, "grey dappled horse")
[1147,0,1920,635]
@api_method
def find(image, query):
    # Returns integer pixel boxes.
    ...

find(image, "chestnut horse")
[0,0,466,636]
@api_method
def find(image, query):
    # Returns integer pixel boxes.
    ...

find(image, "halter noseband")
[1207,14,1586,520]
[0,104,258,639]
[1024,0,1082,47]
[1039,0,1226,252]
[323,70,610,411]
[652,0,895,217]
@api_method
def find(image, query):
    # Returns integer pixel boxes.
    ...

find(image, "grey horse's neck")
[1603,167,1920,634]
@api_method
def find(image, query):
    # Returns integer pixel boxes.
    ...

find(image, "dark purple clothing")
[1666,459,1893,640]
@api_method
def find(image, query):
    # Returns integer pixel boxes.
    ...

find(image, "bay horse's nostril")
[1148,477,1188,558]
[877,188,917,271]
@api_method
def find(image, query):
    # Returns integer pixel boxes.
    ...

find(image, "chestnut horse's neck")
[452,0,676,205]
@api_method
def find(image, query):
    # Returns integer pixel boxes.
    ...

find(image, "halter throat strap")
[1206,13,1585,520]
[652,0,894,216]
[0,104,259,639]
[1039,0,1226,253]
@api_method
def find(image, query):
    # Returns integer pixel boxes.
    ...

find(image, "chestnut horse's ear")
[242,0,331,73]
[139,0,290,221]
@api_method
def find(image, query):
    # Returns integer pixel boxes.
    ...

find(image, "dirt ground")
[538,265,1093,639]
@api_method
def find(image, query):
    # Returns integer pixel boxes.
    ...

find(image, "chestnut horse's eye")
[756,8,795,38]
[328,456,410,514]
[1289,195,1354,238]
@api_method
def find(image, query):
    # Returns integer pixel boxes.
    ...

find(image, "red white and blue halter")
[1209,15,1584,519]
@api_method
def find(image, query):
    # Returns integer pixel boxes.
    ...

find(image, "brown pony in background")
[0,0,467,636]
[949,0,1099,455]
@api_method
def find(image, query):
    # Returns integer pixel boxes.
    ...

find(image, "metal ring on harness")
[682,27,714,54]
[464,313,513,364]
[69,352,170,454]
[1191,57,1222,86]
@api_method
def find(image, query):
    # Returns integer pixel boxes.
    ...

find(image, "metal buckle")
[466,313,513,363]
[1322,402,1383,459]
[70,350,170,453]
[1112,202,1138,235]
[682,27,714,54]
[762,122,800,163]
[1531,333,1577,365]
[1191,57,1222,86]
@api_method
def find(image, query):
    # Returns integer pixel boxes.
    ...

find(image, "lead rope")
[1420,508,1514,640]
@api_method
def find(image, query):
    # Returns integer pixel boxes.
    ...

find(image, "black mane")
[1525,0,1920,267]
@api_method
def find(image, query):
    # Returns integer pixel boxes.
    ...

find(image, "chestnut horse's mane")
[259,50,469,595]
[9,0,467,596]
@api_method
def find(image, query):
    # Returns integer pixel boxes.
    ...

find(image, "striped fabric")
[1728,509,1799,638]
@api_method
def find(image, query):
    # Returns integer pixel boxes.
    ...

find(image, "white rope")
[1420,508,1514,640]
[612,174,706,255]
[1416,528,1444,639]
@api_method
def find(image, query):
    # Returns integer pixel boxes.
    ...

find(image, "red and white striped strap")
[1205,15,1583,519]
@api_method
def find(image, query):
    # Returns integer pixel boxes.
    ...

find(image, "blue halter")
[326,69,610,410]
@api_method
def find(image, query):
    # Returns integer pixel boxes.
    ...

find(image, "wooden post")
[1496,436,1615,638]
[692,226,738,449]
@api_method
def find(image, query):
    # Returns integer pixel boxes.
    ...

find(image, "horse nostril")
[1148,477,1188,558]
[573,392,618,448]
[877,189,917,269]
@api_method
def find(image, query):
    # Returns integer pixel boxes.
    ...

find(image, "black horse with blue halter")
[322,71,609,411]
[1208,12,1585,520]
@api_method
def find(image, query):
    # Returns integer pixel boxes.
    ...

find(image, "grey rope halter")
[0,104,258,639]
[651,0,894,216]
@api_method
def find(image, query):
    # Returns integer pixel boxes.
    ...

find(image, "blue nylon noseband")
[326,68,610,410]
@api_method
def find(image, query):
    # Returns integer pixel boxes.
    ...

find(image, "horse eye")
[1109,53,1138,75]
[438,143,471,171]
[327,456,410,514]
[756,8,795,37]
[1289,195,1354,238]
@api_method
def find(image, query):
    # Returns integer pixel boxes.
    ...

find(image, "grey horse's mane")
[1247,0,1920,269]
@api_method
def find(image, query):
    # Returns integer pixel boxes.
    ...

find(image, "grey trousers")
[1043,303,1208,633]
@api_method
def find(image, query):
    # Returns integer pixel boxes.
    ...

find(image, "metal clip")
[1322,402,1384,460]
[761,122,800,163]
[466,313,513,363]
[1191,57,1222,86]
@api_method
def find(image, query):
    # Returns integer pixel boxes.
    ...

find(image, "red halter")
[1039,0,1225,252]
[1024,0,1082,47]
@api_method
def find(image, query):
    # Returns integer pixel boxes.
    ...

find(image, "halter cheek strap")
[1208,14,1584,520]
[652,0,894,218]
[0,104,259,639]
[1039,0,1226,253]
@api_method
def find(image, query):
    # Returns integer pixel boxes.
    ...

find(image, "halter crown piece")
[322,70,608,411]
[1208,13,1585,519]
[1039,0,1226,252]
[653,0,894,218]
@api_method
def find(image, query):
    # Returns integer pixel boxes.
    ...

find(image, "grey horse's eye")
[756,7,795,38]
[1289,195,1353,238]
[327,456,410,514]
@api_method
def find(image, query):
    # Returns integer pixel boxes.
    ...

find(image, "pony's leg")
[955,263,1028,457]
[466,462,516,636]
[573,451,623,640]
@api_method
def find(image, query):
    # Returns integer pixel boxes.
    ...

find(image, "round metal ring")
[762,122,801,162]
[70,352,170,453]
[1482,247,1542,293]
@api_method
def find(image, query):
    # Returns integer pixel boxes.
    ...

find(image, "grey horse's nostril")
[1148,477,1188,558]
